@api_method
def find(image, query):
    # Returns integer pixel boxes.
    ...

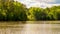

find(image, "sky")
[14,0,60,8]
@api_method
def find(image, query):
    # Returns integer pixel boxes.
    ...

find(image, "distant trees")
[13,1,27,21]
[0,0,60,21]
[27,6,60,21]
[44,6,60,20]
[27,7,47,21]
[0,0,27,21]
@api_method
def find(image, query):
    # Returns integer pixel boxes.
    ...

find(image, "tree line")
[0,0,60,21]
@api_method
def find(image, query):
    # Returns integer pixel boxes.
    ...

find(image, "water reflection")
[0,21,60,34]
[21,24,60,34]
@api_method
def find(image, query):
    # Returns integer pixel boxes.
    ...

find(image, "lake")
[0,21,60,34]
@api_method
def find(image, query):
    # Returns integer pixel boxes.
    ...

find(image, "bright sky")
[15,0,60,8]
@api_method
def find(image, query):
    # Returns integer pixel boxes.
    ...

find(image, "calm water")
[0,21,60,34]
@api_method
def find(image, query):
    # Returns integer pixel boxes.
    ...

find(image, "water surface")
[0,21,60,34]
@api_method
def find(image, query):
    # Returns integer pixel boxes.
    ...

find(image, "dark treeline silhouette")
[0,0,60,21]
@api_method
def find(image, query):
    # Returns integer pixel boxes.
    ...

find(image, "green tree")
[13,1,27,21]
[27,7,47,20]
[0,0,27,21]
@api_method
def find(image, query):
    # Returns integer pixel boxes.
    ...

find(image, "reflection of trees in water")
[21,21,26,24]
[0,22,60,34]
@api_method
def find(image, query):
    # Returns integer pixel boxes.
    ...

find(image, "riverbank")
[26,21,60,24]
[0,21,60,24]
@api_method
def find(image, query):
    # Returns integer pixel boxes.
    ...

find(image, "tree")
[27,7,47,20]
[0,0,27,21]
[13,1,27,21]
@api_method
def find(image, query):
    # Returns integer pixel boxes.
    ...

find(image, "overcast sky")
[15,0,60,8]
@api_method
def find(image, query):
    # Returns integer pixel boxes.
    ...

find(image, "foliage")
[27,7,47,20]
[0,0,60,21]
[0,0,27,21]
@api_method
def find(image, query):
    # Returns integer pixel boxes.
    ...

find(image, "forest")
[0,0,60,21]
